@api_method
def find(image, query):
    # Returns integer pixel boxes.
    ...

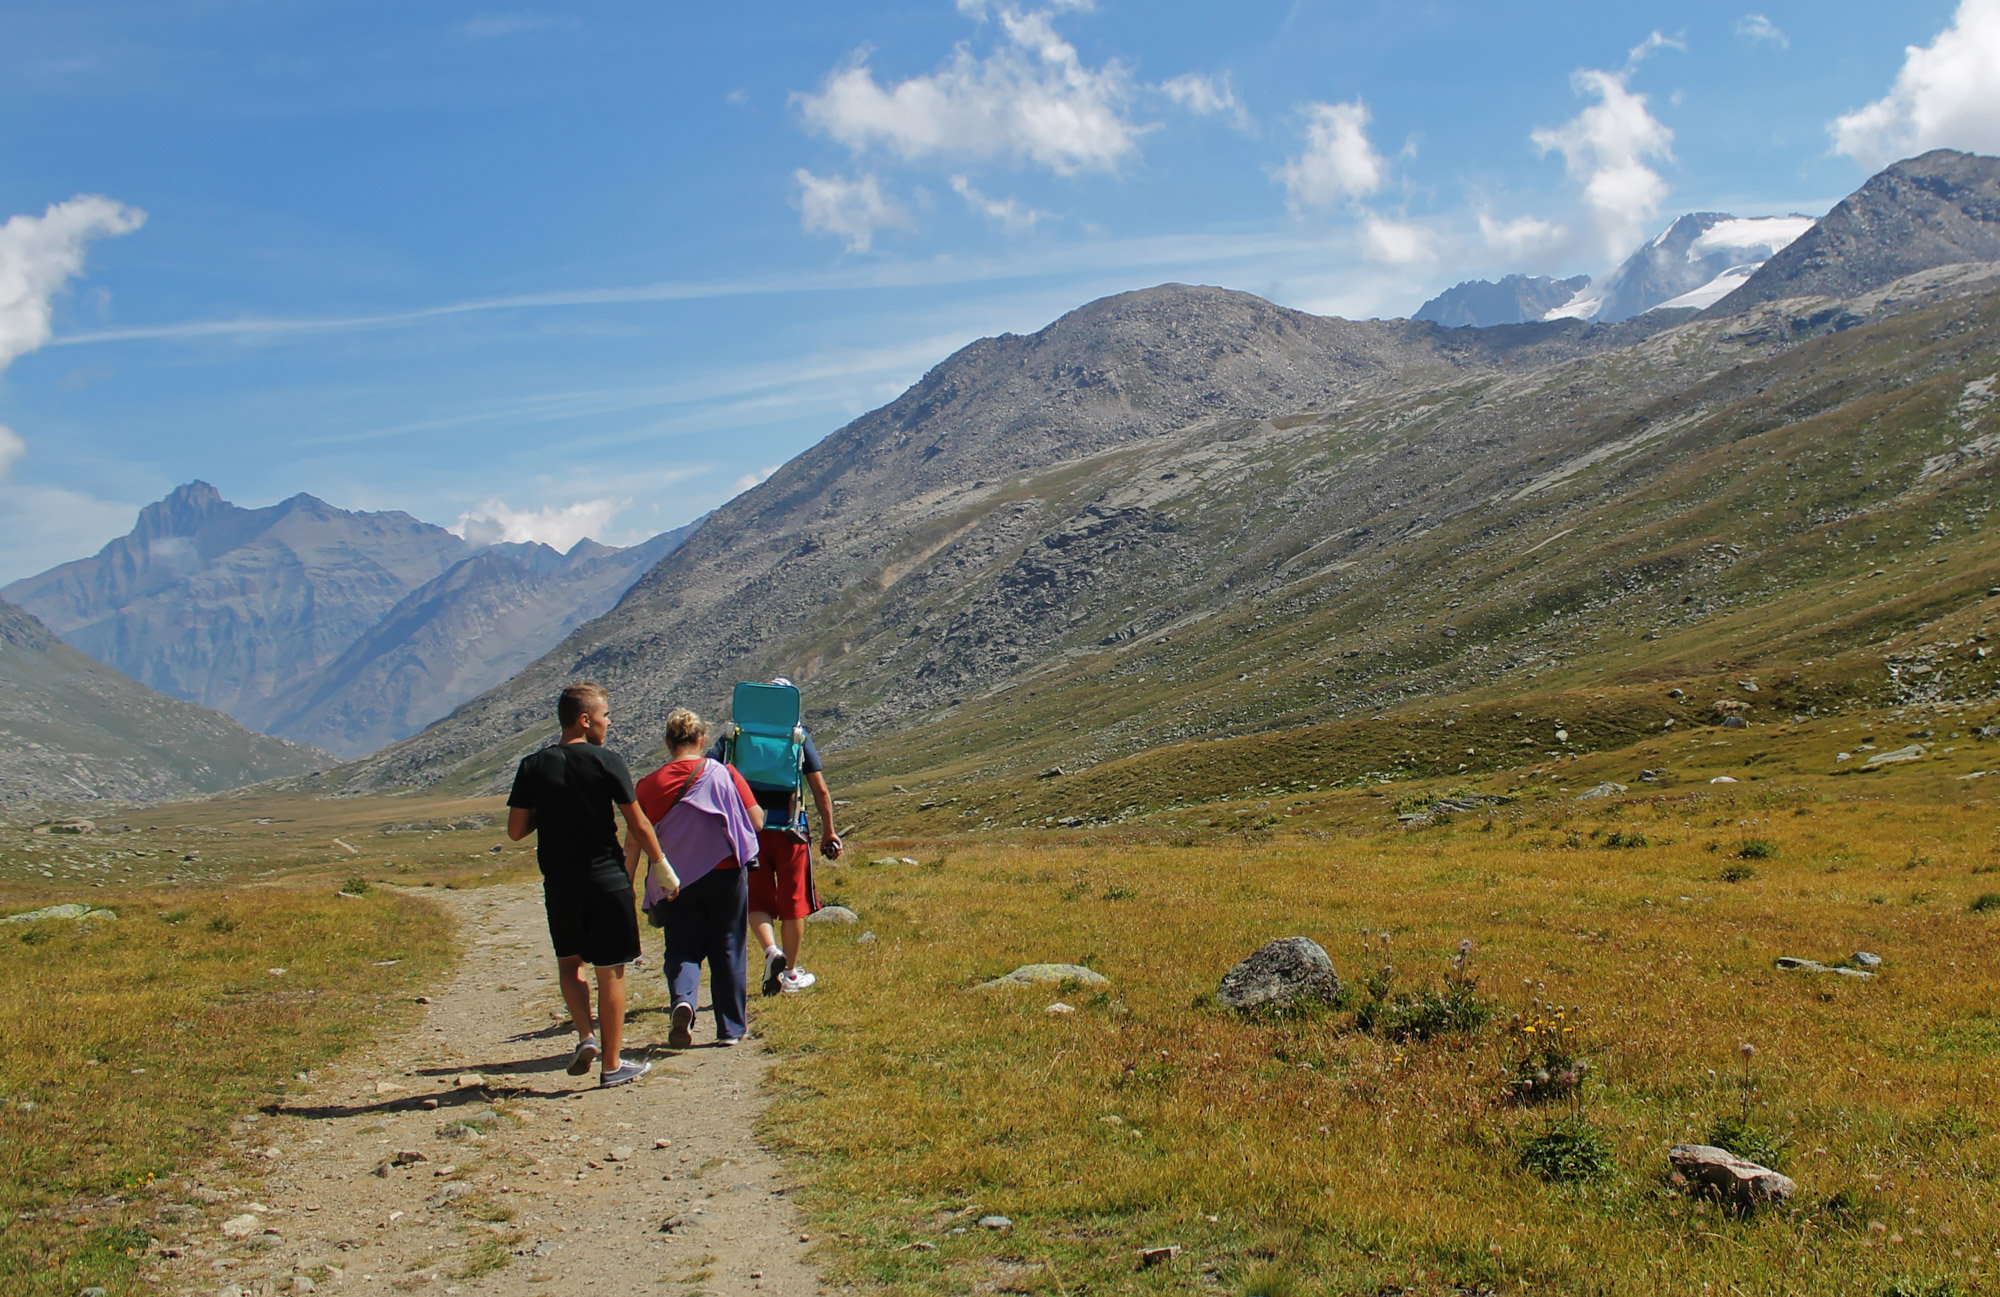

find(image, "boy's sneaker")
[715,1035,744,1048]
[567,1036,599,1077]
[668,1002,695,1051]
[599,1060,651,1089]
[779,968,817,993]
[761,948,788,997]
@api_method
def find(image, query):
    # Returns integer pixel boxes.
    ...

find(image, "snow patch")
[1687,215,1814,258]
[1650,263,1763,312]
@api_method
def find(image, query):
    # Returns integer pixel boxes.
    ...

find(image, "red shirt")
[633,758,759,870]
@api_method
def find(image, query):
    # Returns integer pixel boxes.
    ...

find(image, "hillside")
[0,599,323,815]
[336,152,2000,814]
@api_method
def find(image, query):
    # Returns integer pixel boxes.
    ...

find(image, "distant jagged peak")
[1412,273,1591,328]
[131,479,232,542]
[1708,148,2000,315]
[1544,211,1816,324]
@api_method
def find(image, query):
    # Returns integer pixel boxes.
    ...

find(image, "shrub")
[206,915,236,933]
[1970,892,2000,913]
[1518,1115,1615,1182]
[1504,1004,1588,1105]
[1706,1114,1791,1171]
[1353,941,1492,1042]
[1879,1276,1959,1297]
[1603,831,1648,849]
[1738,840,1777,859]
[1718,864,1757,883]
[339,877,371,897]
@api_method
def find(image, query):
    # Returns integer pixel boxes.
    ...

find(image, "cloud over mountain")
[1832,0,2000,168]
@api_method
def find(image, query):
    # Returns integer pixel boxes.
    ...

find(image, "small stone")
[373,1080,404,1095]
[974,964,1109,991]
[807,906,859,925]
[978,1215,1013,1231]
[415,996,433,1005]
[654,1138,672,1149]
[1668,1144,1795,1211]
[608,1147,635,1162]
[220,1213,261,1238]
[267,968,287,976]
[1710,776,1738,784]
[81,1288,109,1297]
[867,856,901,867]
[857,931,877,943]
[1852,951,1883,968]
[390,1149,427,1166]
[1865,744,1927,767]
[1575,781,1627,800]
[899,856,919,866]
[1774,956,1830,973]
[421,1099,440,1110]
[454,1073,485,1089]
[434,1165,457,1177]
[293,1278,317,1294]
[1722,715,1747,729]
[1138,1245,1182,1268]
[1045,1002,1076,1015]
[1215,937,1339,1013]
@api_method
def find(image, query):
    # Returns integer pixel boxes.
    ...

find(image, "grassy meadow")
[758,738,2000,1297]
[0,792,524,1297]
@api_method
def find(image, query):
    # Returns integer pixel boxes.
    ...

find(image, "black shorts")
[542,871,640,968]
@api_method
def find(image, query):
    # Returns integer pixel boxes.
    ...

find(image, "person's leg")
[779,917,805,970]
[711,868,750,1040]
[661,893,704,1012]
[750,912,779,956]
[556,955,594,1038]
[595,964,628,1069]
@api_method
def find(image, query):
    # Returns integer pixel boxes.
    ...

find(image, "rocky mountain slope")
[1413,274,1588,327]
[336,151,2000,813]
[261,523,697,758]
[0,599,322,815]
[4,485,692,758]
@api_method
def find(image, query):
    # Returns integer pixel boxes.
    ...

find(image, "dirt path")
[161,883,829,1297]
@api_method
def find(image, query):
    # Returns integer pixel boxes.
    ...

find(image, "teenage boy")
[710,675,842,995]
[507,682,677,1088]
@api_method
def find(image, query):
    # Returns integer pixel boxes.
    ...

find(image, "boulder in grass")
[1667,1144,1796,1211]
[808,905,860,925]
[1216,937,1340,1013]
[975,963,1108,991]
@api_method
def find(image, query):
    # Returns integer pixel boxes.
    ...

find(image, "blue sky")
[1,0,1995,581]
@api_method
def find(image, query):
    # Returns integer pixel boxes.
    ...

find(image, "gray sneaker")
[566,1036,599,1077]
[761,948,788,997]
[668,1002,695,1050]
[599,1060,651,1089]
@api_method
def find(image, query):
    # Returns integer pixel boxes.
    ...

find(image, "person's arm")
[618,801,678,895]
[808,770,841,858]
[507,807,535,841]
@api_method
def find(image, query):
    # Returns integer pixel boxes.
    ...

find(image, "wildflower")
[1738,1042,1756,1061]
[1459,938,1473,955]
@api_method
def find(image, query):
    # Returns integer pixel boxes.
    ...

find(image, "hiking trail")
[158,882,830,1297]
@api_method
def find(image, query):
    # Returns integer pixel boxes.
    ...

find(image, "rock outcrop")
[1216,937,1340,1012]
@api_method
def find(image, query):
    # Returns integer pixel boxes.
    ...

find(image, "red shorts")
[747,829,819,921]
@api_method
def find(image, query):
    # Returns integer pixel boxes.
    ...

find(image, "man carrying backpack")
[709,675,842,995]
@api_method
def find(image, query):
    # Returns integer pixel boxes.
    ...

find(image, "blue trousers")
[660,865,748,1041]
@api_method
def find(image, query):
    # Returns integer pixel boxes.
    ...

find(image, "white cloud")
[0,194,146,371]
[0,425,22,481]
[1532,68,1675,258]
[795,7,1141,175]
[1160,72,1249,129]
[732,465,781,494]
[1361,215,1435,266]
[1273,100,1385,210]
[795,170,915,252]
[1626,30,1686,65]
[1479,213,1572,260]
[949,174,1050,232]
[1831,0,2000,169]
[452,498,623,551]
[0,480,138,584]
[1736,14,1789,48]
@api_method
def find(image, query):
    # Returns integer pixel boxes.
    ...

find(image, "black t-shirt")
[507,742,637,881]
[707,728,823,824]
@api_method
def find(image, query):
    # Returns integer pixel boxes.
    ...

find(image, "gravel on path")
[158,883,829,1297]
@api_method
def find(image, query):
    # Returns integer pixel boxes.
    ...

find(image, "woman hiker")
[631,708,765,1048]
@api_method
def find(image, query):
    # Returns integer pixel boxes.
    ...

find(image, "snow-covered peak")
[1543,210,1823,323]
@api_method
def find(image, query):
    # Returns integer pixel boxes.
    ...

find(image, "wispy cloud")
[1831,0,2000,168]
[795,169,914,252]
[1160,72,1250,129]
[732,464,781,494]
[950,174,1051,232]
[457,13,574,40]
[1478,213,1571,261]
[1735,14,1788,49]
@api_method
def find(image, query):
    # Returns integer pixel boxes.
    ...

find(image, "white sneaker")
[779,968,817,993]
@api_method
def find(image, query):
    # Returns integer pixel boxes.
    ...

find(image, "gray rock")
[866,856,901,867]
[220,1213,261,1238]
[1668,1144,1796,1211]
[81,1288,108,1297]
[1,904,92,923]
[1851,951,1882,968]
[807,905,860,925]
[857,931,877,943]
[1776,956,1873,979]
[1865,744,1926,766]
[976,964,1108,991]
[1575,781,1628,800]
[1721,715,1747,730]
[1216,937,1340,1013]
[978,1215,1013,1231]
[292,1275,317,1293]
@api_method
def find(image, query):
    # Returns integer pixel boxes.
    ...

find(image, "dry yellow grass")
[0,887,453,1296]
[758,778,2000,1296]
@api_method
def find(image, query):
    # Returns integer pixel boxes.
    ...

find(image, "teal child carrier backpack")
[724,681,807,836]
